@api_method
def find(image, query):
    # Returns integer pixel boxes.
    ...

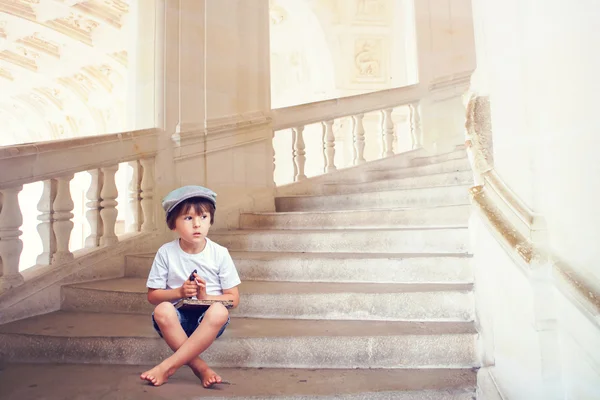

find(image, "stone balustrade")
[0,129,159,292]
[271,85,423,183]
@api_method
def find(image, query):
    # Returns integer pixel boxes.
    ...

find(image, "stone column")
[204,0,271,124]
[413,0,476,154]
[202,0,274,215]
[173,0,205,139]
[155,0,274,231]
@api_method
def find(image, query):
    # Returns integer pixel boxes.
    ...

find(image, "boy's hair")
[166,197,215,230]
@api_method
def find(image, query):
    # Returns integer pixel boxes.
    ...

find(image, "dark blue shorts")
[152,307,229,338]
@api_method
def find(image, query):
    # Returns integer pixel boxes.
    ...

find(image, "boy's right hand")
[180,277,199,298]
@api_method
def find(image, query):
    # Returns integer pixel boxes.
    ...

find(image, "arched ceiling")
[0,0,131,146]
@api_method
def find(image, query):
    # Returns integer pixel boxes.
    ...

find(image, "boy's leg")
[141,302,229,386]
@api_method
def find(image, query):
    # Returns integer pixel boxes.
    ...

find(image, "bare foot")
[191,363,222,388]
[140,364,175,386]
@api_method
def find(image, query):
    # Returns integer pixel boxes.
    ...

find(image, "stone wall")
[470,0,600,397]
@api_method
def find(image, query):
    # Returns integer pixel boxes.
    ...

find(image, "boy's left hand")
[194,274,207,299]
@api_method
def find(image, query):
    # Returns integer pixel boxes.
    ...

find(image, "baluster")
[292,125,306,181]
[85,169,103,248]
[0,186,25,291]
[272,132,277,187]
[99,165,119,245]
[127,161,141,232]
[409,102,422,149]
[381,108,395,157]
[36,180,57,264]
[290,128,298,180]
[139,158,155,232]
[322,120,337,173]
[52,175,75,263]
[352,113,366,165]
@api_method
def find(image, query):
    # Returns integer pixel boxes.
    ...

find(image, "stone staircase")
[0,148,479,399]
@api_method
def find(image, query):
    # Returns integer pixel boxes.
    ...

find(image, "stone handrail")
[464,94,600,325]
[271,84,422,131]
[0,128,158,188]
[271,84,424,183]
[0,128,159,292]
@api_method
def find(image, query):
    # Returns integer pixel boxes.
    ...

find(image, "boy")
[140,185,241,387]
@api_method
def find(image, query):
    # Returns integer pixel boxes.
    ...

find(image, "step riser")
[408,150,467,167]
[240,206,471,230]
[235,257,473,284]
[274,149,466,196]
[275,186,470,212]
[223,391,477,400]
[210,230,470,253]
[126,256,474,284]
[125,256,152,278]
[364,160,470,182]
[322,171,473,195]
[0,333,477,368]
[237,292,474,321]
[61,287,474,321]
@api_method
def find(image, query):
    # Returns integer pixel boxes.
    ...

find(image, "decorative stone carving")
[139,158,155,232]
[36,179,57,265]
[381,108,394,157]
[34,87,64,110]
[356,0,386,19]
[0,47,39,72]
[99,165,118,245]
[84,169,103,248]
[17,32,61,58]
[62,13,100,33]
[464,93,493,185]
[52,174,74,263]
[109,50,127,67]
[354,39,382,80]
[103,0,128,14]
[82,65,114,92]
[292,126,307,181]
[269,1,287,25]
[0,186,25,291]
[322,120,336,173]
[0,20,7,38]
[352,113,366,165]
[0,67,14,81]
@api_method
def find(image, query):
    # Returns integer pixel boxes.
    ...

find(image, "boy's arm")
[147,287,183,305]
[192,274,240,308]
[147,279,200,305]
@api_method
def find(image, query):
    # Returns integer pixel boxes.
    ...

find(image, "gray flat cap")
[162,185,217,216]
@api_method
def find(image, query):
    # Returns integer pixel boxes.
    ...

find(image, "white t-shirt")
[146,238,241,296]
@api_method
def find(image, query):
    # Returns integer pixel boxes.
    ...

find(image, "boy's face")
[173,206,212,247]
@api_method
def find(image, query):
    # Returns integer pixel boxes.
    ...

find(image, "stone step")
[240,205,471,230]
[322,170,474,195]
[0,311,478,368]
[209,228,470,254]
[61,279,474,321]
[364,159,471,182]
[275,148,467,196]
[0,363,477,400]
[126,252,474,284]
[408,149,467,167]
[275,185,470,212]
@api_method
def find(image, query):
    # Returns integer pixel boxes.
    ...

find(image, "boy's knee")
[154,302,177,324]
[204,303,229,326]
